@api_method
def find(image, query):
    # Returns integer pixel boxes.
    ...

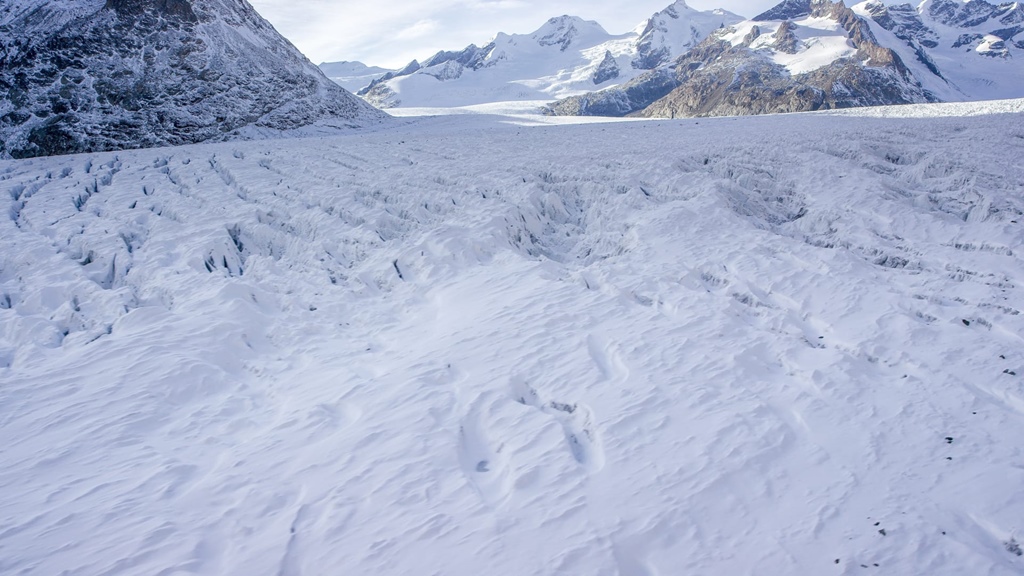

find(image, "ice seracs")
[1,99,1023,575]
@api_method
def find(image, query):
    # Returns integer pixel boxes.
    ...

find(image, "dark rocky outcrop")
[862,0,1022,74]
[772,20,801,53]
[592,51,621,84]
[638,0,929,118]
[754,0,812,21]
[546,68,681,117]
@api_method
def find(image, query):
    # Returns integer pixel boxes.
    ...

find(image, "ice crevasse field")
[2,100,1024,575]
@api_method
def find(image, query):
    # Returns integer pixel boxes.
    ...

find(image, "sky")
[248,0,780,69]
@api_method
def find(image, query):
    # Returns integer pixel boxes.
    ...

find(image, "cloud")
[394,19,441,41]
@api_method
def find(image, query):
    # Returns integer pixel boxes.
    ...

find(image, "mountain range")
[326,0,1024,117]
[0,0,386,159]
[347,2,743,109]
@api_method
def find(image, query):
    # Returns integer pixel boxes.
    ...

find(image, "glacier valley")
[1,101,1024,575]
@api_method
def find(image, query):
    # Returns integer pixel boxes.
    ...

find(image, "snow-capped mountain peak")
[531,15,609,51]
[547,0,1023,118]
[548,0,933,117]
[341,1,744,108]
[852,0,1024,98]
[633,0,743,68]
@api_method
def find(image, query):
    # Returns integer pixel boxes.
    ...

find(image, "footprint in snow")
[456,395,512,506]
[510,377,605,473]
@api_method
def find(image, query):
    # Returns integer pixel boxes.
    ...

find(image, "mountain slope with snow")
[632,0,745,68]
[346,2,741,109]
[0,0,387,159]
[547,0,1024,118]
[856,0,1024,101]
[2,100,1024,575]
[318,60,394,93]
[548,0,938,118]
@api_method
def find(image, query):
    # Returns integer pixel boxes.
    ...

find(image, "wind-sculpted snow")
[2,101,1024,575]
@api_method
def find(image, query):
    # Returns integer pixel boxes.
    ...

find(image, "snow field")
[1,104,1024,575]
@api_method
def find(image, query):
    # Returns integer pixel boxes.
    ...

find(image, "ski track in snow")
[1,103,1024,575]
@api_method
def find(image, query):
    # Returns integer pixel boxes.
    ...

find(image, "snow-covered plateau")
[2,100,1024,575]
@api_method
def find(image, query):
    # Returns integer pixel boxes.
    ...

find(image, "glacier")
[1,101,1024,575]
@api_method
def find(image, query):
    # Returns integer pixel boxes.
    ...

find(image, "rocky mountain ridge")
[326,0,1024,117]
[543,0,1024,118]
[0,0,387,159]
[546,0,931,118]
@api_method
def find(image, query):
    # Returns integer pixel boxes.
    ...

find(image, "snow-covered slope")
[358,16,637,108]
[2,100,1024,575]
[855,0,1024,101]
[548,0,1024,118]
[633,0,746,68]
[318,61,394,93]
[351,2,741,108]
[0,0,388,159]
[550,0,934,118]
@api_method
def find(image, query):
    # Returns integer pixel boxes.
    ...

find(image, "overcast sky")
[248,0,780,69]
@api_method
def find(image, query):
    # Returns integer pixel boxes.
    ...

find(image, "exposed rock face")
[743,25,762,45]
[754,0,812,21]
[864,0,1024,59]
[772,20,801,53]
[929,0,1005,27]
[0,0,387,159]
[420,44,494,70]
[546,68,681,117]
[592,51,621,84]
[860,2,945,81]
[106,0,197,21]
[862,2,939,47]
[640,48,927,118]
[546,0,935,119]
[339,0,1021,113]
[534,15,603,51]
[858,0,1024,91]
[640,0,928,118]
